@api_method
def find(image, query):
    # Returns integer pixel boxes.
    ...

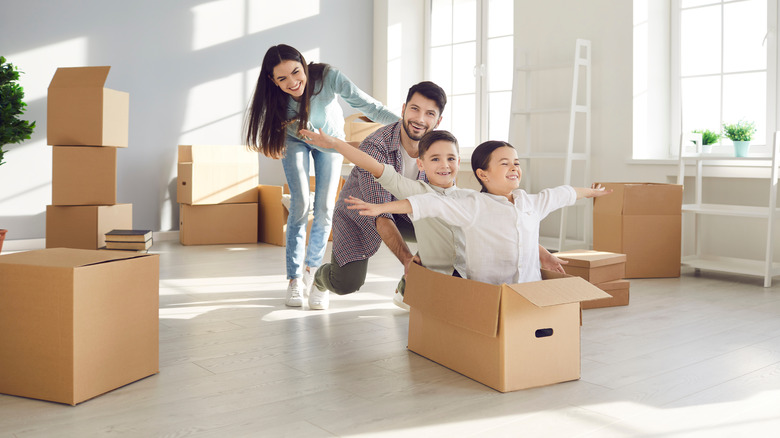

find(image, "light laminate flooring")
[2,240,780,437]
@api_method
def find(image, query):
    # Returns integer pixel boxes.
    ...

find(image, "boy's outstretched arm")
[344,196,412,216]
[300,128,384,178]
[574,183,613,200]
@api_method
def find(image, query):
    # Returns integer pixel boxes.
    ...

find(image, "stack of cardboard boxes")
[177,145,259,245]
[556,249,630,309]
[45,66,132,250]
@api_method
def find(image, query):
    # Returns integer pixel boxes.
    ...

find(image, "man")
[308,81,446,309]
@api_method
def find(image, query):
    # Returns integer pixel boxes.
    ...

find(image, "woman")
[245,44,399,309]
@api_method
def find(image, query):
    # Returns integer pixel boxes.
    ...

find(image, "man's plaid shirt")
[331,121,427,267]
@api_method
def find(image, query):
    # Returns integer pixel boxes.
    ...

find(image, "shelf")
[680,154,774,162]
[681,203,780,219]
[512,106,587,116]
[682,255,780,280]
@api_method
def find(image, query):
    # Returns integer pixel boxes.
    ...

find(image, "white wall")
[0,0,378,240]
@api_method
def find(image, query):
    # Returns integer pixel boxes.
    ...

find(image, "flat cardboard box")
[177,145,259,205]
[582,279,630,310]
[47,66,129,147]
[593,183,683,278]
[0,248,159,405]
[179,203,258,245]
[404,263,611,392]
[46,204,132,250]
[556,249,627,284]
[52,146,117,205]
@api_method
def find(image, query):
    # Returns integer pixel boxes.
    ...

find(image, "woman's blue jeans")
[281,138,344,280]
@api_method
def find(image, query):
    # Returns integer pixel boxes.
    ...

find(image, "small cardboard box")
[179,203,258,245]
[0,248,159,405]
[582,279,630,310]
[344,113,383,143]
[177,145,259,205]
[47,66,129,147]
[404,263,611,392]
[46,204,132,250]
[593,183,683,278]
[556,249,626,284]
[52,146,117,205]
[257,183,324,247]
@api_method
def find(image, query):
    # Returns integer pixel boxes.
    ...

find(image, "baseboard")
[2,231,180,252]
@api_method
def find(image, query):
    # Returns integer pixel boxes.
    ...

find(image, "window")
[672,0,776,156]
[425,0,514,154]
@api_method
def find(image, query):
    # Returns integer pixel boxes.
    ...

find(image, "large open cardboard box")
[46,204,132,250]
[179,203,258,245]
[47,66,129,147]
[593,183,683,278]
[404,263,610,392]
[0,248,159,405]
[177,145,259,205]
[52,146,117,205]
[556,249,626,284]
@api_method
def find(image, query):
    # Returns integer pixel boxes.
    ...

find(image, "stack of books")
[104,229,153,251]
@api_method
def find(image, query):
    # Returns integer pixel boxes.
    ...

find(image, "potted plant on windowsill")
[1,56,37,253]
[722,120,756,157]
[692,129,720,154]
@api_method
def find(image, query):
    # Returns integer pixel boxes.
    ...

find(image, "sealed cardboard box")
[0,248,159,405]
[556,249,626,284]
[179,203,258,245]
[404,263,610,392]
[582,279,630,310]
[593,183,683,278]
[257,184,319,247]
[47,66,129,147]
[177,145,259,205]
[344,113,383,143]
[46,204,132,250]
[52,146,117,205]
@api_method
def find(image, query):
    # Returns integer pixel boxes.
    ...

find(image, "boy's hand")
[540,250,567,273]
[587,183,612,198]
[299,128,336,149]
[345,196,382,216]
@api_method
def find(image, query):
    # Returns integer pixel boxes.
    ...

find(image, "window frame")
[670,0,778,157]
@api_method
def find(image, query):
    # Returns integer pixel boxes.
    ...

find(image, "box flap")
[405,263,501,338]
[555,249,627,267]
[49,66,111,88]
[506,270,612,307]
[0,248,147,268]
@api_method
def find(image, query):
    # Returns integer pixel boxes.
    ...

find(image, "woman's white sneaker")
[302,266,317,299]
[285,279,303,307]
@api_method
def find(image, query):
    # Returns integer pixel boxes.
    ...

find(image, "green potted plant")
[0,56,37,253]
[722,120,756,157]
[692,129,720,154]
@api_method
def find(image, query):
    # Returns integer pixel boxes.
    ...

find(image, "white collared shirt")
[407,185,577,285]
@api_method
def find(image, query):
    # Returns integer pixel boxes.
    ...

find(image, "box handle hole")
[535,328,554,338]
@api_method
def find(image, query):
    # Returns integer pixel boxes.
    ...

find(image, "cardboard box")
[593,183,683,278]
[257,184,319,247]
[52,146,117,205]
[179,203,258,245]
[344,113,383,143]
[177,145,259,205]
[46,204,132,250]
[47,66,129,147]
[556,249,626,284]
[404,263,611,392]
[582,279,630,310]
[0,248,159,405]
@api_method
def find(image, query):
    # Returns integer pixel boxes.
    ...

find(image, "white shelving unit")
[676,131,780,287]
[508,39,592,251]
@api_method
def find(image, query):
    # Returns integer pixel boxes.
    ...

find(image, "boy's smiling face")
[417,140,459,188]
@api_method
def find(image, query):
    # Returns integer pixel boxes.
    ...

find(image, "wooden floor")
[2,240,780,437]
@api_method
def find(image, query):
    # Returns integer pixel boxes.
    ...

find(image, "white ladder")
[508,38,592,251]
